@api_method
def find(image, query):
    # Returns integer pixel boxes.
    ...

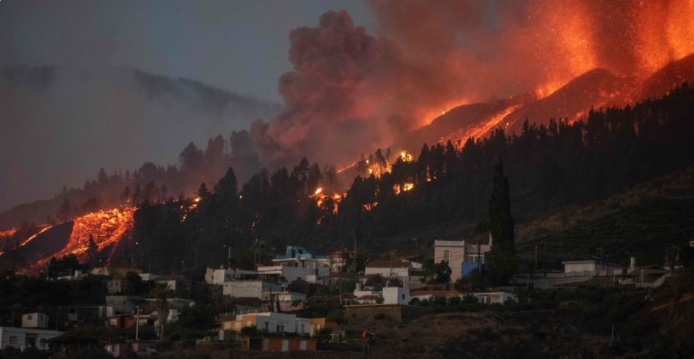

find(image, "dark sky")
[0,0,373,211]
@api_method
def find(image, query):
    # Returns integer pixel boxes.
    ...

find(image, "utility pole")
[223,245,232,269]
[135,306,140,341]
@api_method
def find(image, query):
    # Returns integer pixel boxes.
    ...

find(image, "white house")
[219,312,333,339]
[434,238,491,283]
[471,292,517,304]
[364,259,423,288]
[21,313,49,329]
[383,287,411,305]
[0,326,62,351]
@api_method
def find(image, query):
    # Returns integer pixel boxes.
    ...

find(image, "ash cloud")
[252,1,694,170]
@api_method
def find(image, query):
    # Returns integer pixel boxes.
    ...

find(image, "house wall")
[383,287,411,305]
[107,280,124,294]
[434,240,466,283]
[0,327,62,350]
[364,266,410,278]
[564,261,623,277]
[222,280,283,299]
[21,313,49,329]
[471,292,517,304]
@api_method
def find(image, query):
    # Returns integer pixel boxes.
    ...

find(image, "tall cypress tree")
[487,158,517,284]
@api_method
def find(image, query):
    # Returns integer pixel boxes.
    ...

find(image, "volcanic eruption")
[2,1,694,272]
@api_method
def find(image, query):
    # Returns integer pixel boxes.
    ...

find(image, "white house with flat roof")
[434,237,491,283]
[0,326,62,351]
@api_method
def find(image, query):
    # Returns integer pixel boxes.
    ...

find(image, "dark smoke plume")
[252,1,694,170]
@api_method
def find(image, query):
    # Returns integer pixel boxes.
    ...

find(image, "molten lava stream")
[461,105,521,141]
[38,207,135,267]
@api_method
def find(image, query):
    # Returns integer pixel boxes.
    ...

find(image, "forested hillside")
[122,83,694,274]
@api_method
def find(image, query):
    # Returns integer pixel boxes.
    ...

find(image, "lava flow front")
[34,207,136,270]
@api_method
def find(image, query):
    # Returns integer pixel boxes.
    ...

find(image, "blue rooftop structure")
[275,245,327,260]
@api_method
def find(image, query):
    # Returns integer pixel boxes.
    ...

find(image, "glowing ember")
[362,202,378,212]
[393,182,415,195]
[0,228,18,238]
[310,187,343,215]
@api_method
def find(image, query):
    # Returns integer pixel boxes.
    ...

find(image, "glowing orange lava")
[18,225,52,248]
[38,207,135,267]
[0,228,18,238]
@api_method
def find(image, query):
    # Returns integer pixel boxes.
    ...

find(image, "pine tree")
[487,158,517,285]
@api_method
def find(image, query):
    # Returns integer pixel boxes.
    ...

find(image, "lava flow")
[35,207,135,269]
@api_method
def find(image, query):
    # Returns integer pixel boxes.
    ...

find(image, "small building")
[0,326,63,351]
[471,292,517,304]
[562,260,623,277]
[22,313,49,329]
[383,287,411,305]
[624,265,671,288]
[219,312,334,338]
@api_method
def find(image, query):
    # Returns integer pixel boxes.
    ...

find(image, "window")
[28,314,33,320]
[443,250,450,262]
[401,294,406,300]
[277,325,285,333]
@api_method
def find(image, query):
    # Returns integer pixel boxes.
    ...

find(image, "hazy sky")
[0,0,373,211]
[0,0,374,103]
